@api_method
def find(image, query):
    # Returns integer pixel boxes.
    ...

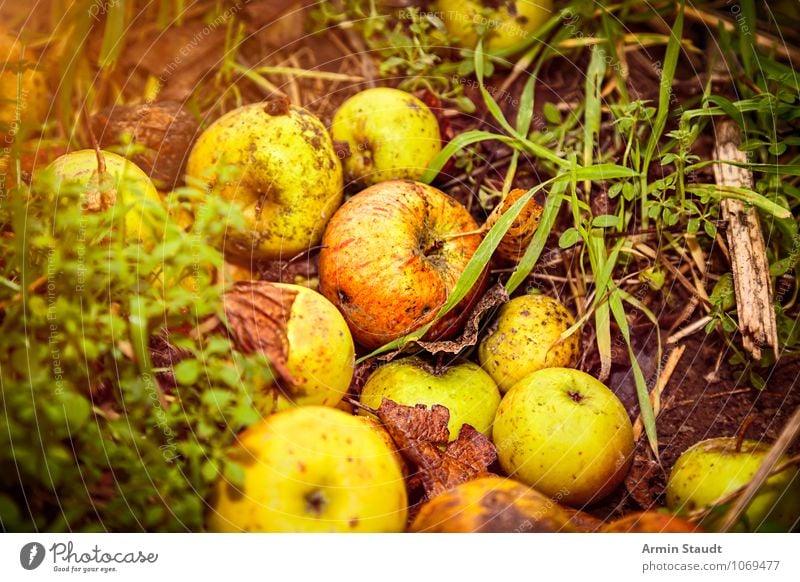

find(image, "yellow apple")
[437,0,554,51]
[479,293,580,393]
[49,150,162,243]
[186,102,343,260]
[227,282,355,413]
[666,437,800,532]
[331,88,441,186]
[492,367,634,506]
[208,406,408,532]
[359,357,500,440]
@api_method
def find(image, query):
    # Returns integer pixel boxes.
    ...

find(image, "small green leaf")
[558,227,582,248]
[543,102,561,125]
[592,214,621,228]
[223,460,246,489]
[58,391,91,431]
[174,359,201,386]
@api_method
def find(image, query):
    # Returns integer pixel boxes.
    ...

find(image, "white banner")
[0,534,797,581]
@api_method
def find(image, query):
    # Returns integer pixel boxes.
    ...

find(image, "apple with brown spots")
[319,179,487,349]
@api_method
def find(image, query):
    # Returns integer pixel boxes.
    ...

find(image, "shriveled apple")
[319,179,487,349]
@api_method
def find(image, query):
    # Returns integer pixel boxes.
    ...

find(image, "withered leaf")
[416,283,509,355]
[223,281,301,386]
[484,188,543,263]
[376,399,497,499]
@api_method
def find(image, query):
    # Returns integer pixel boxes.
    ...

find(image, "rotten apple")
[186,100,343,260]
[319,179,487,349]
[224,281,355,413]
[411,476,578,532]
[331,87,442,186]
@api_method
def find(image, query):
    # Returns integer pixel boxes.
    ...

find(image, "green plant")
[0,161,270,531]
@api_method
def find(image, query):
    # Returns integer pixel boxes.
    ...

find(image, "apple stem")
[344,396,377,416]
[735,415,755,453]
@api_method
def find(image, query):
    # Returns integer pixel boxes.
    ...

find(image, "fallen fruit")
[437,0,554,51]
[208,406,408,532]
[224,281,355,412]
[0,31,48,135]
[319,179,487,349]
[479,293,580,393]
[492,367,634,506]
[359,357,500,440]
[331,87,441,186]
[601,511,701,533]
[411,476,577,532]
[666,437,800,532]
[186,100,343,260]
[49,149,162,243]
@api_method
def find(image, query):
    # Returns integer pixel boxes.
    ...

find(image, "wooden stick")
[713,121,779,360]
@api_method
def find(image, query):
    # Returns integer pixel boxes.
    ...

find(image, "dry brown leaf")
[484,188,543,263]
[376,399,497,499]
[92,101,199,188]
[416,282,509,355]
[223,281,301,385]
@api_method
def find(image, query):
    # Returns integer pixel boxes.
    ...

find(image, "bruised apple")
[319,180,487,349]
[479,293,580,393]
[209,406,407,532]
[186,100,342,260]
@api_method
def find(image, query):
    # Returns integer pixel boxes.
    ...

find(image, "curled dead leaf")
[484,188,543,263]
[376,399,497,499]
[223,281,301,385]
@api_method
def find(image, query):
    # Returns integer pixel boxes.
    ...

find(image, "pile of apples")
[45,83,799,533]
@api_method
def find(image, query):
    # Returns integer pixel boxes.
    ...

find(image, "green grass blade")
[686,185,791,218]
[98,0,126,69]
[420,130,519,183]
[584,46,605,178]
[609,290,659,457]
[641,0,684,226]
